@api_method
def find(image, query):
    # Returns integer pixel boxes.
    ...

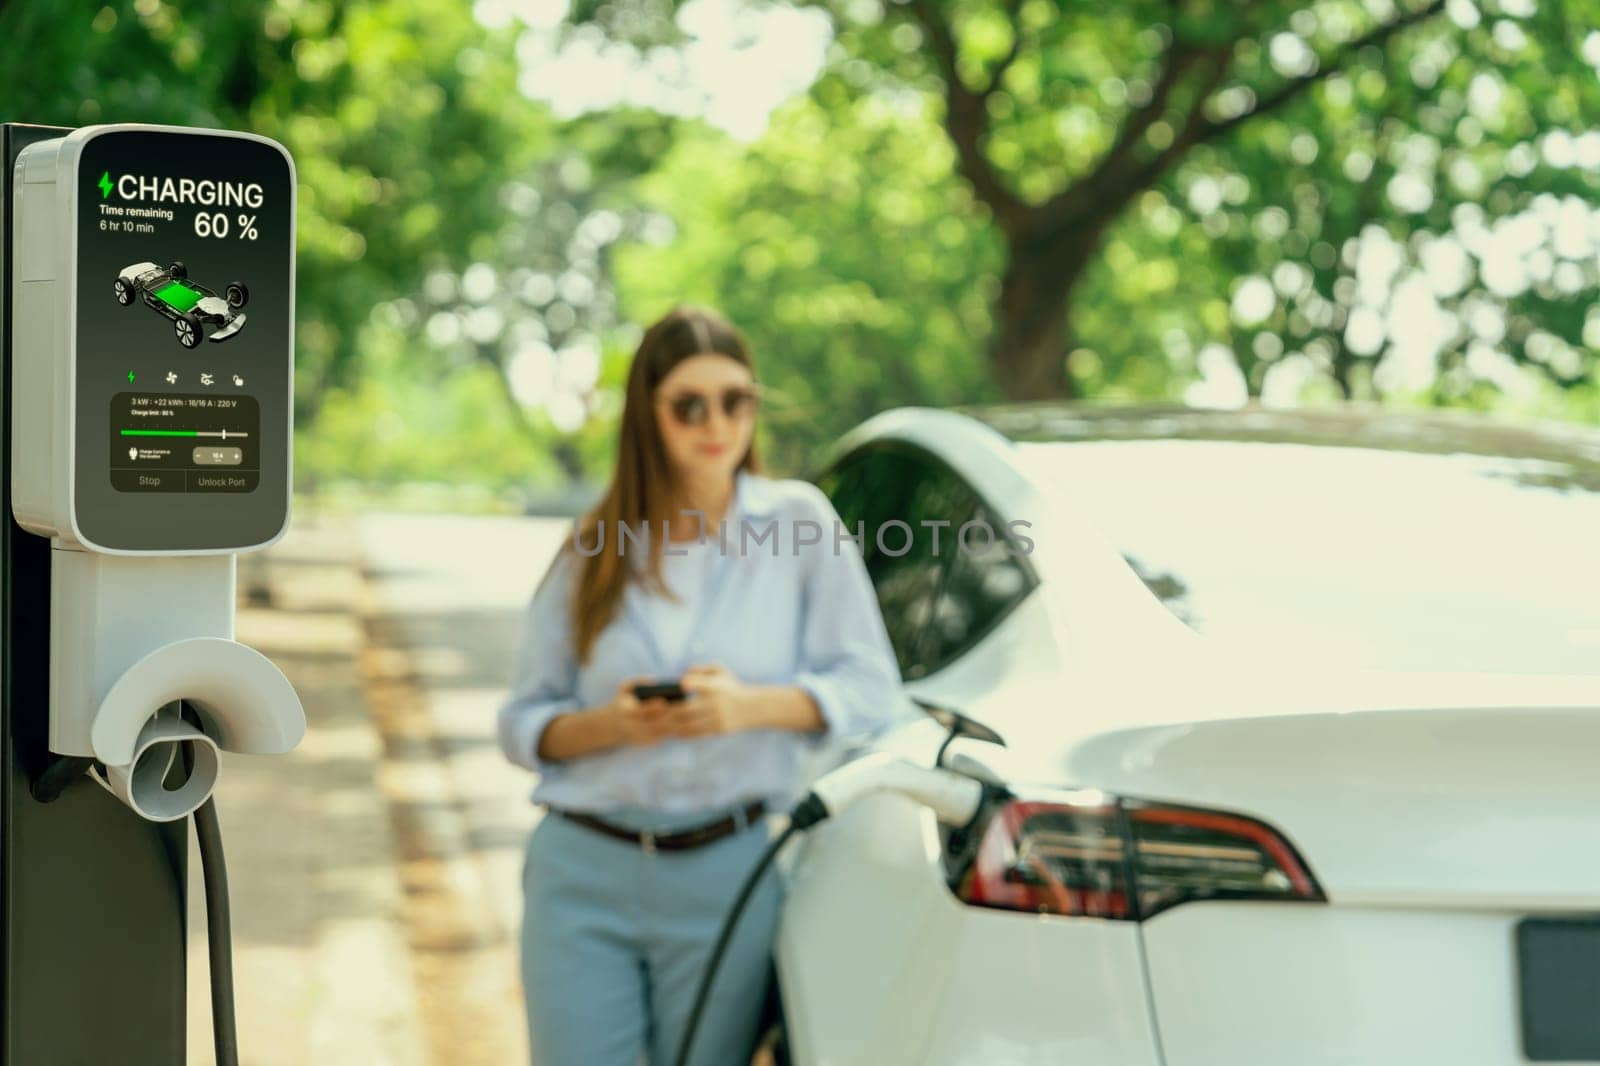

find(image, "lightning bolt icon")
[97,171,112,199]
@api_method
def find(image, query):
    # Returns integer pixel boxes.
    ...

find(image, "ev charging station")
[2,122,304,1061]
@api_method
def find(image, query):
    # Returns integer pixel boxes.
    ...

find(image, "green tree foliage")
[614,79,1003,472]
[0,1,649,501]
[407,108,688,485]
[0,0,550,426]
[1156,0,1600,414]
[7,1,1597,503]
[570,0,1600,418]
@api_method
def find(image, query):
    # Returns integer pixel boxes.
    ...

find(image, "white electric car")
[774,402,1600,1066]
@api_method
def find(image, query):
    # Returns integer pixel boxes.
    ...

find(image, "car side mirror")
[910,695,1005,768]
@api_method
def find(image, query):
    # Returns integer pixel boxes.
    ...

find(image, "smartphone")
[631,680,687,702]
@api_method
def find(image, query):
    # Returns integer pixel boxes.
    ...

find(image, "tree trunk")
[1330,337,1357,400]
[989,233,1097,401]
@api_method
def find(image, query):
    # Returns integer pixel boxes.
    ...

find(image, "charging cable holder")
[50,547,304,821]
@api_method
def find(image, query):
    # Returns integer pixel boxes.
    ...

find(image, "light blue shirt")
[496,468,912,815]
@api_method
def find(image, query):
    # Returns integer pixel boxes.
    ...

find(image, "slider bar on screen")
[120,429,251,438]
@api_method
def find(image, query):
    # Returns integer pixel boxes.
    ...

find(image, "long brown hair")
[551,305,764,666]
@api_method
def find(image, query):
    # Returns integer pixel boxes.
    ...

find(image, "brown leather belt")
[551,800,767,853]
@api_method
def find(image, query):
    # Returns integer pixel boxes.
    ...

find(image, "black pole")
[1,122,189,1064]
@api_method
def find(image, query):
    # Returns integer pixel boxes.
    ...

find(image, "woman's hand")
[670,663,754,737]
[606,675,678,747]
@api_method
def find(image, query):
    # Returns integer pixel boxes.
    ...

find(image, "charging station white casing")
[10,123,296,554]
[11,135,69,544]
[9,124,306,820]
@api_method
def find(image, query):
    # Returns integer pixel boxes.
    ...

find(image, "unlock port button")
[192,446,243,466]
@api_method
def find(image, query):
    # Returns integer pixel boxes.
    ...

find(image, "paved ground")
[354,512,572,1065]
[182,511,568,1065]
[183,510,774,1065]
[185,516,425,1066]
[356,512,570,968]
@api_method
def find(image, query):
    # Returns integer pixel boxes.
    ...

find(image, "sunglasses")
[657,384,762,427]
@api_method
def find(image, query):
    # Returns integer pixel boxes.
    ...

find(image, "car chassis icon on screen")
[114,260,249,348]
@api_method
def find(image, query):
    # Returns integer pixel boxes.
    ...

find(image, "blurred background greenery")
[4,0,1598,510]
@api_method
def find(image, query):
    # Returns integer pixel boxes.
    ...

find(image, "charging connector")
[673,755,996,1066]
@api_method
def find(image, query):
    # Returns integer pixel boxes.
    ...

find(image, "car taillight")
[951,791,1325,920]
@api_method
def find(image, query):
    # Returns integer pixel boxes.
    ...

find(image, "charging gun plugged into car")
[5,121,302,1064]
[673,699,1011,1066]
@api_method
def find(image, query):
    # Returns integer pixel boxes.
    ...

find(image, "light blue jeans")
[519,802,784,1066]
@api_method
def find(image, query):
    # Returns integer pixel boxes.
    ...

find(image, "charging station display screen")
[73,128,292,551]
[110,392,261,493]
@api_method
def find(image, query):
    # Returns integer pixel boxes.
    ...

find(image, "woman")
[497,304,906,1066]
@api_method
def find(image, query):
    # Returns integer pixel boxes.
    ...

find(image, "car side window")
[921,502,1035,668]
[816,447,976,680]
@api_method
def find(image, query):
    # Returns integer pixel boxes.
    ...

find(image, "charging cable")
[67,709,239,1066]
[672,755,997,1066]
[181,702,240,1066]
[192,795,239,1066]
[672,819,801,1066]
